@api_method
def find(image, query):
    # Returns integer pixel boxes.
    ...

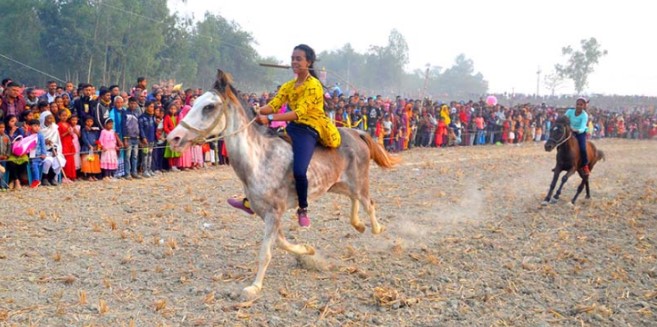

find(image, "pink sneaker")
[227,198,254,215]
[297,208,310,227]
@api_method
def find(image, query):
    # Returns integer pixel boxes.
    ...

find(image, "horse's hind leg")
[277,229,315,255]
[361,198,384,234]
[585,178,591,199]
[571,178,586,204]
[242,215,278,300]
[349,198,366,233]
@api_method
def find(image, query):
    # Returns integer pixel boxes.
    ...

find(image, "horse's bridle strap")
[177,90,228,144]
[550,124,571,148]
[176,90,258,144]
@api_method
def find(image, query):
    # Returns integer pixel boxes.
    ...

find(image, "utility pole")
[536,66,541,98]
[421,63,430,99]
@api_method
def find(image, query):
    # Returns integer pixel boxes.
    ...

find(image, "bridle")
[547,122,571,149]
[177,89,258,144]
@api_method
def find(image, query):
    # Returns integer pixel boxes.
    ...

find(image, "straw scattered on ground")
[1,138,656,326]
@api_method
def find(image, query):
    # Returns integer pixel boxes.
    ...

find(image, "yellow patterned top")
[268,75,341,148]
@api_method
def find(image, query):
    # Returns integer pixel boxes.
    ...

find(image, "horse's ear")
[214,69,234,94]
[215,69,239,104]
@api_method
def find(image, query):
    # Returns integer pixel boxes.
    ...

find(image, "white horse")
[167,70,399,299]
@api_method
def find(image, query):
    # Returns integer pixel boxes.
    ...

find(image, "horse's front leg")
[584,178,591,199]
[571,176,587,204]
[242,213,278,300]
[277,229,315,255]
[543,169,561,205]
[554,170,575,200]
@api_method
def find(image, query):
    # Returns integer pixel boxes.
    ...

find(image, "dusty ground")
[1,138,656,326]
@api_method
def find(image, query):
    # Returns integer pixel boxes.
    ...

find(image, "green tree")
[555,37,607,94]
[366,29,409,94]
[433,54,488,100]
[318,43,367,94]
[0,0,45,86]
[544,71,564,96]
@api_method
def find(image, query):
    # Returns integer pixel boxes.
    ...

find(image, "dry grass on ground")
[1,138,656,326]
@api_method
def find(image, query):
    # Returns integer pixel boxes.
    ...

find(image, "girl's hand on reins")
[255,115,269,125]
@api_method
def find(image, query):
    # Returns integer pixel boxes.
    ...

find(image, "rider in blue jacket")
[564,97,590,175]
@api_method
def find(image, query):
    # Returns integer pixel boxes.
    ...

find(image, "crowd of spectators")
[2,77,655,191]
[0,77,228,191]
[313,90,657,153]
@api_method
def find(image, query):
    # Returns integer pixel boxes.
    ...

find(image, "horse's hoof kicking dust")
[352,223,366,233]
[241,285,261,301]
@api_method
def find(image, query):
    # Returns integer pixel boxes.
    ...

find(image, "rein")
[177,90,258,144]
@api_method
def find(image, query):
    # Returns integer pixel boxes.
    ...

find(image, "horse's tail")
[597,149,606,162]
[359,132,401,168]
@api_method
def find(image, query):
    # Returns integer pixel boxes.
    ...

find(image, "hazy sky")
[169,0,655,96]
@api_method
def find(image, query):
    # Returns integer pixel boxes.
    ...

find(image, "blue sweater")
[565,108,588,134]
[33,133,47,157]
[80,127,100,153]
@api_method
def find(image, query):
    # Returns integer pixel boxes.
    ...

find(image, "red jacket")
[163,114,177,135]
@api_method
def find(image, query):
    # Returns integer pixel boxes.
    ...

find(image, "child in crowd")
[5,115,29,190]
[40,111,65,186]
[35,101,49,121]
[80,116,101,180]
[176,103,194,170]
[69,115,81,172]
[27,119,47,188]
[99,118,120,180]
[57,110,77,180]
[20,111,33,128]
[163,102,181,171]
[49,101,60,122]
[0,122,9,189]
[152,107,167,172]
[138,101,157,177]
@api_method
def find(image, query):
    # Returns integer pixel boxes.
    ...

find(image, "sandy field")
[1,138,656,326]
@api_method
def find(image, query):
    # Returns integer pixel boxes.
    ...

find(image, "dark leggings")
[574,132,588,166]
[286,122,319,209]
[6,161,27,181]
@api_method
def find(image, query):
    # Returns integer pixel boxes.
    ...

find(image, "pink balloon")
[486,95,497,106]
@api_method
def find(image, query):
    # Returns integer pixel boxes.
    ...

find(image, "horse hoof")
[541,200,549,206]
[304,245,316,255]
[568,201,575,206]
[549,198,558,204]
[241,285,261,301]
[352,223,365,234]
[372,224,385,235]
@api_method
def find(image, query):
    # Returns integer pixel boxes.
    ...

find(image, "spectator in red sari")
[57,110,77,180]
[435,116,448,147]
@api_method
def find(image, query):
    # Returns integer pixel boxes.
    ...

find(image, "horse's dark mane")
[556,115,570,125]
[213,69,277,138]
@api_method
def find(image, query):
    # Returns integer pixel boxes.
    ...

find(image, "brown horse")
[543,115,605,205]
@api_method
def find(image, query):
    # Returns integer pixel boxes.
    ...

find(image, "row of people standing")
[2,83,230,189]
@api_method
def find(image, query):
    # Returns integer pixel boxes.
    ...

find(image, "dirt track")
[1,138,656,326]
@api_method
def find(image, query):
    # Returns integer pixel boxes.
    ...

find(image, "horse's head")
[544,115,570,152]
[167,70,236,151]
